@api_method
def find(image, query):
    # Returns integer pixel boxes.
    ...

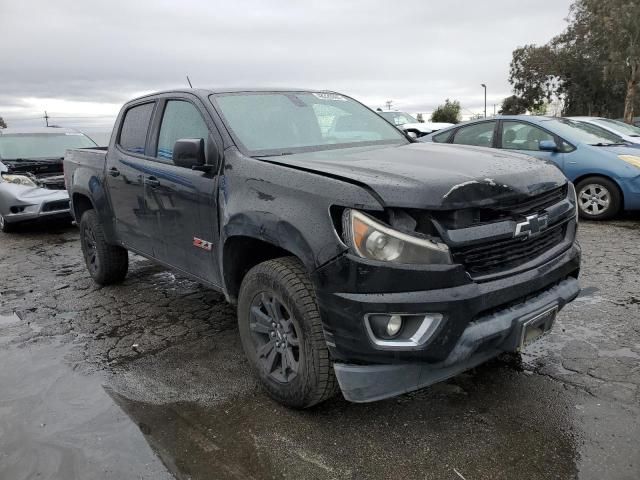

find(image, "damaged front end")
[0,160,71,227]
[313,179,581,402]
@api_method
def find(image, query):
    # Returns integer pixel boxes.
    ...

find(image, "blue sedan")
[421,115,640,220]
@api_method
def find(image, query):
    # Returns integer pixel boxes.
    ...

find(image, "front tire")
[0,214,14,233]
[575,176,621,220]
[238,257,338,408]
[79,209,128,285]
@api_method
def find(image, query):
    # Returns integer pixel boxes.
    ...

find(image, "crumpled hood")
[259,143,567,209]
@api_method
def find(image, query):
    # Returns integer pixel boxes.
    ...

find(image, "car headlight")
[1,173,37,187]
[343,209,452,264]
[618,155,640,169]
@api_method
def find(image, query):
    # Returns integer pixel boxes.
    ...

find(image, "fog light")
[386,315,403,337]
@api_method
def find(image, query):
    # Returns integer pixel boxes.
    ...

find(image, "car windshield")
[591,118,640,137]
[541,118,625,145]
[0,132,97,160]
[379,111,418,126]
[211,92,407,156]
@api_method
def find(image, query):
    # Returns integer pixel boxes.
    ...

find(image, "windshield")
[211,92,407,155]
[0,132,97,160]
[541,118,625,145]
[379,111,418,126]
[591,118,640,137]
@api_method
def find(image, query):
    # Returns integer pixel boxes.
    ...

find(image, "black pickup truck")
[64,89,581,407]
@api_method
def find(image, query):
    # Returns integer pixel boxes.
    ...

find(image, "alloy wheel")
[249,292,300,383]
[83,224,100,274]
[578,183,610,217]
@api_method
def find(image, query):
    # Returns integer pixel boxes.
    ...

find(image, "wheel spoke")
[261,293,280,322]
[250,306,273,330]
[265,346,279,373]
[257,339,275,358]
[285,347,299,373]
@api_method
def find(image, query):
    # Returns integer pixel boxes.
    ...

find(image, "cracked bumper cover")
[333,277,580,402]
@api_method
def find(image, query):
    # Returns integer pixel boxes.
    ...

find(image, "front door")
[106,101,157,256]
[146,98,221,285]
[500,120,565,170]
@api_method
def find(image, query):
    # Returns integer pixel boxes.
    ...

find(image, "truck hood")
[259,143,567,209]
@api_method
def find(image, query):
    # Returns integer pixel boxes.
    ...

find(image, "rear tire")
[238,257,338,408]
[0,214,14,233]
[79,209,128,285]
[575,176,621,220]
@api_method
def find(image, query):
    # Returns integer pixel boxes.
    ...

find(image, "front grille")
[42,200,70,212]
[452,223,566,276]
[495,185,567,215]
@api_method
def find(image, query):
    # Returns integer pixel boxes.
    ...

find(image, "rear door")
[499,120,565,169]
[145,96,222,285]
[106,101,157,255]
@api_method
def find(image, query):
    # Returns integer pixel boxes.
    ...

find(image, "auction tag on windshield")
[312,92,347,101]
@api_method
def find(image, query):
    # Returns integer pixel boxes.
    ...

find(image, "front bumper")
[334,277,579,402]
[0,184,71,224]
[313,240,581,402]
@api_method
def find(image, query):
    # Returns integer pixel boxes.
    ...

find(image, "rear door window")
[432,130,452,143]
[119,103,154,155]
[452,121,496,147]
[157,100,209,162]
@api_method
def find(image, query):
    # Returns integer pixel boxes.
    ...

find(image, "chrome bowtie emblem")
[514,214,549,239]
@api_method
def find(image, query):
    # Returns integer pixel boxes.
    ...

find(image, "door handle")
[146,176,161,187]
[108,167,120,177]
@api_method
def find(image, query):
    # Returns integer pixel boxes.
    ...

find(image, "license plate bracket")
[519,306,558,350]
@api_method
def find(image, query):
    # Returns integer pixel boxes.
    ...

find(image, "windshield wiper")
[590,142,627,146]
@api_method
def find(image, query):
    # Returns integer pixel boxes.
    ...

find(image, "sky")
[0,0,573,135]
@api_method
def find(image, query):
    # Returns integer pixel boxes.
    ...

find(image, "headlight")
[1,173,37,187]
[343,209,452,264]
[618,155,640,169]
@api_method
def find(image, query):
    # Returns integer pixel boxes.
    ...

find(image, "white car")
[569,116,640,144]
[378,111,453,137]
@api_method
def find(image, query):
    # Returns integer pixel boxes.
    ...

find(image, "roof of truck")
[131,87,340,100]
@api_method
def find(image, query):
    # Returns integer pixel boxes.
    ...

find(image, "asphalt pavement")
[0,217,638,480]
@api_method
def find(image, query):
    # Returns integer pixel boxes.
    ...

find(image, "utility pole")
[44,111,50,127]
[493,104,496,116]
[480,84,487,118]
[385,100,393,111]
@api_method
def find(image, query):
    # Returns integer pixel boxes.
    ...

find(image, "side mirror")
[405,130,418,139]
[539,140,559,152]
[173,138,205,169]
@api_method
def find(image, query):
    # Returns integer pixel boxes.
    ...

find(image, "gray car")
[0,127,97,232]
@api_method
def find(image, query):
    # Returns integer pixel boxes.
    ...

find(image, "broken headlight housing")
[343,209,452,264]
[568,181,579,223]
[1,173,37,187]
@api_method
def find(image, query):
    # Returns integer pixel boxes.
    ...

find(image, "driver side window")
[157,100,209,163]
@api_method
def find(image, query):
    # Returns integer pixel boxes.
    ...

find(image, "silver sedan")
[0,127,97,232]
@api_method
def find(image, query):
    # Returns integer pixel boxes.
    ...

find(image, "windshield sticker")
[65,132,83,135]
[312,92,347,101]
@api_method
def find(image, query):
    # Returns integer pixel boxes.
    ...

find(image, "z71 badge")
[193,237,213,251]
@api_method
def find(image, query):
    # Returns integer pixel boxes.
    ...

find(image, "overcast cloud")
[0,0,572,131]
